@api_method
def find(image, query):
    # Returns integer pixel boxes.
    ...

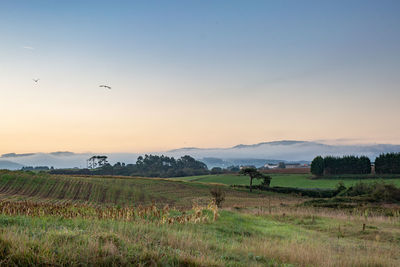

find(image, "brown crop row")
[0,200,218,224]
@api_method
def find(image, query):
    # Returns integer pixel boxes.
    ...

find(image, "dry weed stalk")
[0,200,218,225]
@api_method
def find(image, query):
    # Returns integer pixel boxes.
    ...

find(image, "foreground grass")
[173,174,400,188]
[0,207,399,266]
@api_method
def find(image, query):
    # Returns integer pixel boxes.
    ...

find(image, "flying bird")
[99,85,111,90]
[33,79,40,83]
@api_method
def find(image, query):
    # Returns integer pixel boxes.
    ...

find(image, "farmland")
[172,173,400,188]
[0,171,400,266]
[0,171,279,208]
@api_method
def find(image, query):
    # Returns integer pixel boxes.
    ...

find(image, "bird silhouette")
[99,85,111,90]
[33,79,40,83]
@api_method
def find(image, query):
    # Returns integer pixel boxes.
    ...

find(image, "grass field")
[1,207,400,266]
[0,171,295,209]
[0,171,399,266]
[172,173,400,188]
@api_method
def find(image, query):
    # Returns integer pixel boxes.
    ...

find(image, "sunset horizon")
[2,1,400,154]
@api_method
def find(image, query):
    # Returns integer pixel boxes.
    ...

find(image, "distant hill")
[232,140,310,148]
[0,160,24,170]
[2,140,400,169]
[167,140,400,162]
[49,151,75,156]
[0,152,140,169]
[1,153,36,158]
[200,157,289,168]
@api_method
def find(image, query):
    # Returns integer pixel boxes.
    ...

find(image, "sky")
[1,0,400,154]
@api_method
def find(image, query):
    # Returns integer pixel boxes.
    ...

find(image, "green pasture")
[171,174,400,189]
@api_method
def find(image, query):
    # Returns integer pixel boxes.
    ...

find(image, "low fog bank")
[2,141,400,169]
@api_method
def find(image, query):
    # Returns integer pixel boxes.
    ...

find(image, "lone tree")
[87,156,108,169]
[239,167,271,192]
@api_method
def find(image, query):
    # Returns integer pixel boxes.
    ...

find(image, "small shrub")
[335,182,346,193]
[346,182,373,196]
[371,183,400,202]
[210,187,225,208]
[261,175,272,188]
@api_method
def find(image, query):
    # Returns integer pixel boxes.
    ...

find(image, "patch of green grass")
[172,174,400,189]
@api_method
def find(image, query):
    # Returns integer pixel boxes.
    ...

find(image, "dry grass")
[0,200,219,225]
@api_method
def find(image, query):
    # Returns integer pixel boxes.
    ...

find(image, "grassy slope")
[173,174,400,188]
[0,171,291,209]
[1,208,399,266]
[0,171,399,266]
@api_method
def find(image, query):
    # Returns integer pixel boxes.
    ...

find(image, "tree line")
[311,155,371,176]
[311,153,400,176]
[50,154,209,178]
[375,153,400,174]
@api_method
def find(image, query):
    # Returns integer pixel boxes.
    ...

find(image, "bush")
[371,183,400,202]
[335,182,346,193]
[231,185,337,198]
[210,187,225,207]
[260,175,272,188]
[210,167,223,174]
[339,181,400,203]
[345,182,373,196]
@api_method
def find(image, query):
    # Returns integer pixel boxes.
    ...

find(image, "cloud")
[21,46,35,50]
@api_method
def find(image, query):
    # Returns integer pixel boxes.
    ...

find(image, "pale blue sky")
[1,1,400,153]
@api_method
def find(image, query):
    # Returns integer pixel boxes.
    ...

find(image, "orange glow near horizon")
[1,2,400,154]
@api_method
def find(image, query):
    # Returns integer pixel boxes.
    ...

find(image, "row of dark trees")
[311,153,400,176]
[311,155,371,176]
[50,154,209,178]
[134,154,208,177]
[22,166,53,171]
[375,153,400,174]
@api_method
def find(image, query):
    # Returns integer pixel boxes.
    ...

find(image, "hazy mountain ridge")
[2,140,400,169]
[232,140,313,148]
[0,160,24,170]
[168,140,400,162]
[1,153,36,158]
